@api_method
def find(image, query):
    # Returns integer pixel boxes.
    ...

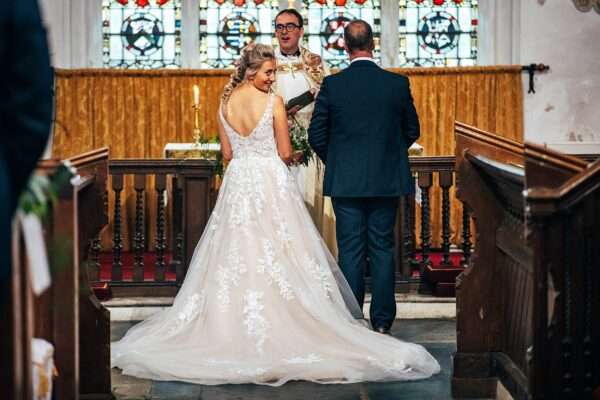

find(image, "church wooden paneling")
[452,122,599,399]
[452,123,524,396]
[1,227,34,400]
[526,155,600,399]
[69,149,113,399]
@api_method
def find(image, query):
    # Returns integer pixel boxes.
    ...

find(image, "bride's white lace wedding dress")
[111,94,440,386]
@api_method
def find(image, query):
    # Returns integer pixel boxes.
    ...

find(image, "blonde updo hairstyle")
[221,43,275,104]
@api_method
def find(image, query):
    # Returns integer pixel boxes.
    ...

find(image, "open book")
[285,90,315,111]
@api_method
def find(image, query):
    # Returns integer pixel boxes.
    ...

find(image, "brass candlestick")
[192,103,201,143]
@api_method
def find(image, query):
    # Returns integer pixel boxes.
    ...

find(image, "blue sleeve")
[308,77,331,163]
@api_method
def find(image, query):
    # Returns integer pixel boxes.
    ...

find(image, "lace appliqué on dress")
[257,240,294,300]
[270,197,292,249]
[243,290,270,354]
[367,355,412,374]
[284,353,323,364]
[305,256,334,298]
[168,293,204,335]
[216,241,248,309]
[225,164,266,229]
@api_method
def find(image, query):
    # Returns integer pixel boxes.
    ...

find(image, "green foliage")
[289,117,314,167]
[195,134,224,177]
[18,163,75,218]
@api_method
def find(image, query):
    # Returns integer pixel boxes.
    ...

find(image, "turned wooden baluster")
[87,235,102,281]
[561,212,573,394]
[402,190,416,275]
[439,170,454,266]
[155,174,167,282]
[461,202,472,266]
[111,174,123,281]
[133,174,146,282]
[171,175,185,284]
[418,171,433,269]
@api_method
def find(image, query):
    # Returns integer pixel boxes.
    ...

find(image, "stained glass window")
[399,0,477,67]
[303,0,380,69]
[102,0,182,69]
[199,0,279,68]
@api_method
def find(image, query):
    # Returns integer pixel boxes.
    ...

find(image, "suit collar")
[347,59,379,69]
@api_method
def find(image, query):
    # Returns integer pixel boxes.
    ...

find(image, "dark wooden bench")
[452,122,600,399]
[1,148,113,400]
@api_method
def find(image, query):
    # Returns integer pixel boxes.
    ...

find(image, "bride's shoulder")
[271,94,286,116]
[272,94,285,106]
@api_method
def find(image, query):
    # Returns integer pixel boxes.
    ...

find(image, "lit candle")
[193,84,200,105]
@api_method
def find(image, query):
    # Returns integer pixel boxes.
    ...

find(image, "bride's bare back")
[223,86,271,137]
[217,85,291,163]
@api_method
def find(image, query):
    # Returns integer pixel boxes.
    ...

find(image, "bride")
[111,44,440,386]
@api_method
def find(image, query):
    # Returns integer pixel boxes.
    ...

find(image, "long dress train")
[111,94,441,386]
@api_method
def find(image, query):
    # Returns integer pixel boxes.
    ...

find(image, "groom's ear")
[343,42,350,55]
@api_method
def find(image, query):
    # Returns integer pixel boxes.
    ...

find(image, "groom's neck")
[348,50,374,61]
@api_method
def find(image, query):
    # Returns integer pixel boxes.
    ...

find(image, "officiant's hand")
[287,105,301,117]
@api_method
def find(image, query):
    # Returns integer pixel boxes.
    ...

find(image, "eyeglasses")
[275,23,301,33]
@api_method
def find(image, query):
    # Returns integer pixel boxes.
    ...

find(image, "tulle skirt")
[111,155,440,386]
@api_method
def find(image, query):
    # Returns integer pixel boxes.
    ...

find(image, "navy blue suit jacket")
[0,0,52,281]
[308,60,419,197]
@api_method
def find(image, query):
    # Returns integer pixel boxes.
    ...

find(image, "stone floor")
[111,319,490,400]
[105,294,456,322]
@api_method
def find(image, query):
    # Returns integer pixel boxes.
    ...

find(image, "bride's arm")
[273,96,292,164]
[216,109,233,161]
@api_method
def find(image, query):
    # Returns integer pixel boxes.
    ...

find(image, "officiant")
[272,8,338,255]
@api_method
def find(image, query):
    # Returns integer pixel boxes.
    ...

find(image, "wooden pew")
[526,145,600,399]
[66,148,112,399]
[1,223,35,400]
[452,122,599,399]
[1,148,113,400]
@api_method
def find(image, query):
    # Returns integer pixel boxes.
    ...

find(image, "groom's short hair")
[344,20,374,52]
[275,8,303,28]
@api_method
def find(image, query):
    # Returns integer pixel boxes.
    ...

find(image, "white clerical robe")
[273,47,338,257]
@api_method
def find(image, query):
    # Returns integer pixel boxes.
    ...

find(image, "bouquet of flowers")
[289,116,314,167]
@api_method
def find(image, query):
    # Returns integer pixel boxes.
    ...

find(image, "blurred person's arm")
[1,0,53,212]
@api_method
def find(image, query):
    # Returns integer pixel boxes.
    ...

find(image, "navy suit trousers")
[332,197,398,328]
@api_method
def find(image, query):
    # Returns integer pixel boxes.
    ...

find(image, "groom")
[308,20,420,334]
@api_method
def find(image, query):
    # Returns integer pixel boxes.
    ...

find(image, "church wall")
[518,0,600,151]
[38,0,102,68]
[448,0,600,152]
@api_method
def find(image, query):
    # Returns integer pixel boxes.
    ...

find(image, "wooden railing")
[96,156,474,295]
[96,152,597,297]
[451,122,600,399]
[99,159,216,296]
